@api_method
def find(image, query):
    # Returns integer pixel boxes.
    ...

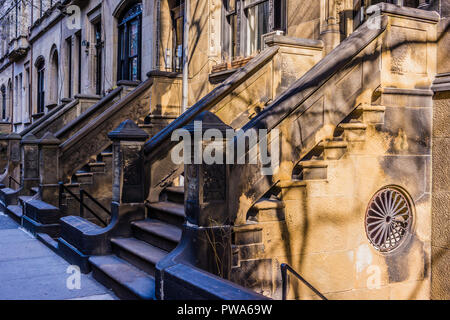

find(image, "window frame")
[36,61,45,114]
[221,0,287,61]
[1,86,6,120]
[117,3,142,82]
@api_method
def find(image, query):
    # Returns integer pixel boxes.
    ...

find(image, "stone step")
[356,104,386,124]
[18,195,34,209]
[131,219,182,252]
[146,201,186,227]
[100,152,113,159]
[87,162,106,173]
[337,122,367,142]
[248,198,285,222]
[89,255,156,300]
[6,205,23,223]
[59,215,103,253]
[162,186,184,204]
[24,199,60,224]
[299,160,328,180]
[0,187,18,205]
[74,172,94,184]
[321,140,348,160]
[110,237,167,276]
[22,215,60,238]
[36,232,59,251]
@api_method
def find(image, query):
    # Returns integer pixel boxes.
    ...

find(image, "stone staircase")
[0,84,139,237]
[58,146,115,225]
[66,186,184,300]
[229,103,384,297]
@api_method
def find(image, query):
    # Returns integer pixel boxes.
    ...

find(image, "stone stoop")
[21,199,61,238]
[231,197,286,298]
[58,186,184,300]
[58,146,114,225]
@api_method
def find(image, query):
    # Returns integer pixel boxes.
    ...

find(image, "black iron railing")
[58,182,110,227]
[8,176,21,188]
[280,263,327,300]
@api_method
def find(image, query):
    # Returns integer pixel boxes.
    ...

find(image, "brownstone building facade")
[0,0,449,300]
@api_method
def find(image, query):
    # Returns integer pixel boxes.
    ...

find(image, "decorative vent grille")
[365,187,412,252]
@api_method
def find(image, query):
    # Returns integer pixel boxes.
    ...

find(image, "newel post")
[3,132,22,186]
[21,134,40,193]
[108,119,149,204]
[183,111,233,278]
[107,120,149,233]
[38,132,61,206]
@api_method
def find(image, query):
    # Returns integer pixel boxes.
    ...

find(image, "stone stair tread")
[18,195,34,203]
[338,122,367,129]
[323,140,348,148]
[75,171,93,176]
[88,162,106,167]
[165,186,184,194]
[100,152,113,157]
[131,219,182,243]
[253,198,285,210]
[147,201,185,218]
[61,215,102,234]
[7,205,23,219]
[300,160,328,167]
[1,188,16,194]
[89,255,155,300]
[110,237,168,265]
[357,104,386,111]
[27,199,59,210]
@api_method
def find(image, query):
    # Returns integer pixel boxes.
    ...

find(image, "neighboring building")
[0,0,449,300]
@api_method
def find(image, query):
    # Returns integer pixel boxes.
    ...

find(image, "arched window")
[170,0,184,72]
[118,3,142,81]
[36,57,45,114]
[49,47,59,104]
[1,85,6,120]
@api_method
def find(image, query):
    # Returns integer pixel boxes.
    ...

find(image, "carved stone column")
[38,132,60,206]
[106,120,149,238]
[320,0,343,54]
[21,134,40,193]
[155,111,234,299]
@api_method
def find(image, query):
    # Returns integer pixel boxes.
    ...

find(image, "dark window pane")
[274,0,286,31]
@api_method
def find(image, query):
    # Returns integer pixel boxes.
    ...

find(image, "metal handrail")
[281,263,327,300]
[8,176,21,188]
[58,182,109,227]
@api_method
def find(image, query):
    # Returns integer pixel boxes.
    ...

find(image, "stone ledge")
[265,34,324,50]
[377,2,440,23]
[432,73,450,92]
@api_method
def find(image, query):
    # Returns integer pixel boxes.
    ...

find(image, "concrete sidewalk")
[0,211,117,300]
